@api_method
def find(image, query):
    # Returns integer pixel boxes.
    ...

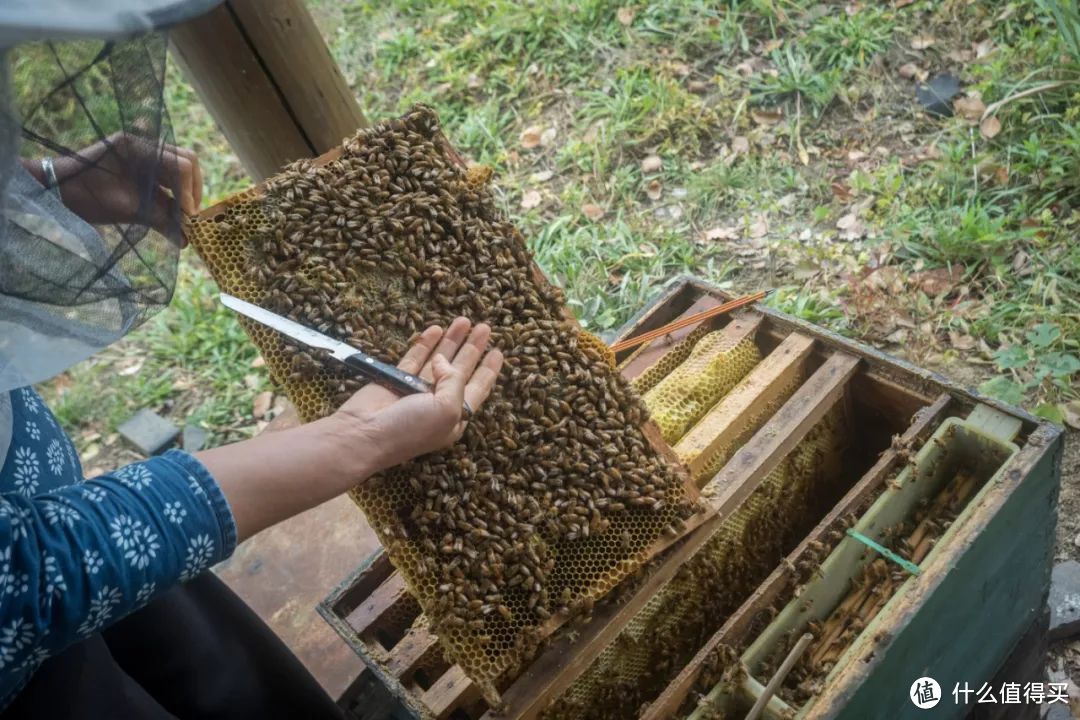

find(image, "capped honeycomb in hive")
[627,324,713,395]
[541,407,847,720]
[642,329,762,444]
[185,106,697,702]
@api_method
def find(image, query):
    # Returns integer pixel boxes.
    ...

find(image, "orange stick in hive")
[609,290,770,354]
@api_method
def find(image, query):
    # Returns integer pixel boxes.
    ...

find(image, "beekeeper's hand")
[37,132,202,244]
[335,318,503,472]
[195,319,502,542]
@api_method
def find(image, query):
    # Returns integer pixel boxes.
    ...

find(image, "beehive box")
[321,276,1063,720]
[188,108,705,707]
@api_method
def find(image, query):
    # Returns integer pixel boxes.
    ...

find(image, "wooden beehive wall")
[321,276,1062,720]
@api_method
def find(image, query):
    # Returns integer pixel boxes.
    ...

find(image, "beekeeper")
[0,2,503,717]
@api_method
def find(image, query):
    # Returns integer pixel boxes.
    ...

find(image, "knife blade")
[220,294,472,418]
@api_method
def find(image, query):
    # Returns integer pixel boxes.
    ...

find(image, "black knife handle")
[342,353,473,419]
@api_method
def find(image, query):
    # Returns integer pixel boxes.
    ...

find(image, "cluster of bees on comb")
[195,106,698,687]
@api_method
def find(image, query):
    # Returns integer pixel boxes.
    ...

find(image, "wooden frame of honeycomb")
[186,107,704,707]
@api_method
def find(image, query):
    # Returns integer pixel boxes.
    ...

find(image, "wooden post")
[169,0,368,181]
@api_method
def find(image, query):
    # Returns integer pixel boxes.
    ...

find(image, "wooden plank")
[228,0,368,152]
[702,351,860,508]
[170,6,312,180]
[640,393,952,720]
[170,0,366,181]
[612,282,703,361]
[345,573,411,639]
[675,332,814,484]
[485,350,861,720]
[385,626,443,679]
[327,550,395,619]
[619,295,723,381]
[420,664,482,720]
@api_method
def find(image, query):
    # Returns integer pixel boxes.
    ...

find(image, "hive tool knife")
[220,294,472,418]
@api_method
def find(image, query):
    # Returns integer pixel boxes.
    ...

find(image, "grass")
[39,0,1080,450]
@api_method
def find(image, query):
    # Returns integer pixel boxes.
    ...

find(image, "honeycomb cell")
[629,324,712,395]
[185,106,697,700]
[643,331,762,444]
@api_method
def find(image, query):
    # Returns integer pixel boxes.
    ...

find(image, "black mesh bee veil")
[0,32,181,392]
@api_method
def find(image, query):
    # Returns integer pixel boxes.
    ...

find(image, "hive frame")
[190,126,703,710]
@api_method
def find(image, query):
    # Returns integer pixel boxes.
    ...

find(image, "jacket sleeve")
[0,450,236,669]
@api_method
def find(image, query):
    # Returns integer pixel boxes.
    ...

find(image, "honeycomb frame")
[185,107,699,703]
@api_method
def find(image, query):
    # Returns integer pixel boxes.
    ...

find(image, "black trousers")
[4,573,345,720]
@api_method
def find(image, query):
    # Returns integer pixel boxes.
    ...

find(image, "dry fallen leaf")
[831,182,854,202]
[1012,250,1030,274]
[253,391,274,419]
[1064,400,1080,430]
[836,213,859,230]
[731,136,750,154]
[898,62,927,81]
[688,79,709,94]
[617,6,636,26]
[979,116,1002,139]
[581,203,605,220]
[645,179,663,200]
[520,190,542,209]
[948,331,976,351]
[748,216,769,239]
[837,212,866,240]
[911,34,935,50]
[703,226,739,242]
[519,125,543,149]
[530,169,554,183]
[954,96,986,122]
[912,266,964,296]
[973,39,995,59]
[641,155,663,173]
[118,358,144,377]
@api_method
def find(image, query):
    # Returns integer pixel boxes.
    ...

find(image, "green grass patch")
[33,0,1080,438]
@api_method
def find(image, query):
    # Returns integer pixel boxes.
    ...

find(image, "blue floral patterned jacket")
[0,387,237,707]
